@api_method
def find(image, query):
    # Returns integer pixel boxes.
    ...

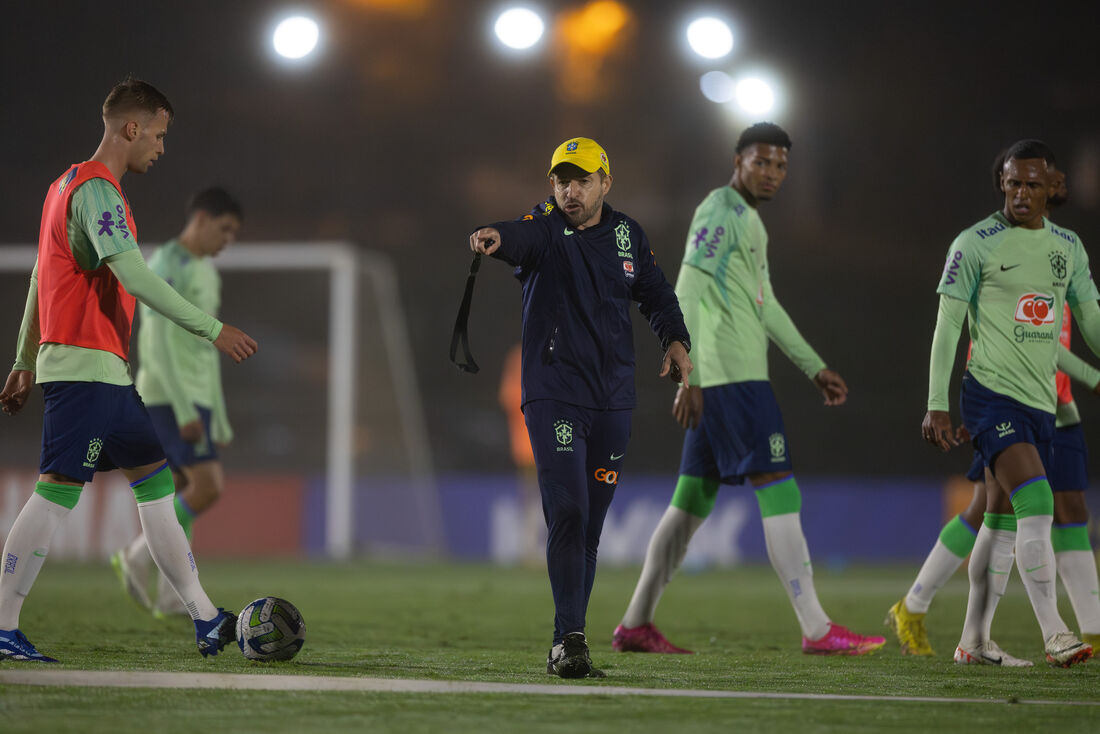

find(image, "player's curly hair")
[736,122,792,153]
[1004,139,1056,167]
[102,75,174,121]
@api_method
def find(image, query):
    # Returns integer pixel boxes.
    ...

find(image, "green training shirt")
[134,240,232,442]
[676,186,826,388]
[935,211,1099,413]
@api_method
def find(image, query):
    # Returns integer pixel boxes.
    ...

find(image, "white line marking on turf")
[1,669,1098,706]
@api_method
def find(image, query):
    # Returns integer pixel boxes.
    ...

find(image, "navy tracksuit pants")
[523,399,631,645]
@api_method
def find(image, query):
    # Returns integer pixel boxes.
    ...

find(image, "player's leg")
[0,382,116,662]
[524,400,593,678]
[1049,424,1100,646]
[616,404,718,653]
[111,387,234,657]
[888,466,984,656]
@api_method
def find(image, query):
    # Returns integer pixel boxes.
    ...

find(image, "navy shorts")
[147,404,218,470]
[39,382,165,483]
[960,372,1054,476]
[965,451,985,482]
[679,380,792,485]
[1050,423,1089,492]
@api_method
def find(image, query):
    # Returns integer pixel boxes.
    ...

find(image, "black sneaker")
[546,631,593,679]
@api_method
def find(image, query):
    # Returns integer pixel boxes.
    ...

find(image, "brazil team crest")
[615,221,632,254]
[84,438,103,468]
[768,433,786,462]
[1049,251,1067,280]
[554,419,574,452]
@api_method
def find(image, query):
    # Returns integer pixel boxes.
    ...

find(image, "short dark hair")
[103,76,174,121]
[735,122,792,153]
[1004,139,1056,167]
[186,187,242,220]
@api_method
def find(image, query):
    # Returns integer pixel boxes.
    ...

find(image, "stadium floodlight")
[494,7,545,50]
[686,16,733,60]
[734,76,776,115]
[273,16,320,59]
[699,70,736,104]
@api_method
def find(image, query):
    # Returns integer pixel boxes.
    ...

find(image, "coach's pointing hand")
[470,228,502,255]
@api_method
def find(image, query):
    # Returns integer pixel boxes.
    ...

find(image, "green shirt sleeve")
[759,278,827,379]
[1071,298,1100,364]
[12,262,40,372]
[69,179,139,268]
[105,249,223,341]
[675,264,709,386]
[1056,344,1100,391]
[1066,233,1100,307]
[928,294,968,411]
[935,233,981,303]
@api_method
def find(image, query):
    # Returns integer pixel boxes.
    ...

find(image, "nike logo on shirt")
[1000,264,1021,271]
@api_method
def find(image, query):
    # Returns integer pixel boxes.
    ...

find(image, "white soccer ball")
[236,596,306,662]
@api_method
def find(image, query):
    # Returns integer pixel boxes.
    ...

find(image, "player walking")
[921,139,1096,667]
[112,187,242,617]
[0,78,256,662]
[469,137,692,678]
[613,123,885,656]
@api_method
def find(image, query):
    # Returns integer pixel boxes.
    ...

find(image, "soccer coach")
[469,137,692,678]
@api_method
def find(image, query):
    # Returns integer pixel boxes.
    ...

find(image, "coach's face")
[551,170,612,230]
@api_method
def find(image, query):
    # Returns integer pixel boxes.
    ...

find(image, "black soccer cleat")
[546,631,594,679]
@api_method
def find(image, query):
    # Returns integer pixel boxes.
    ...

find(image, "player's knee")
[1053,491,1089,525]
[670,475,719,519]
[1009,477,1054,518]
[34,481,82,510]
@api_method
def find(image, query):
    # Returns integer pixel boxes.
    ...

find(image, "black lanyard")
[449,253,482,374]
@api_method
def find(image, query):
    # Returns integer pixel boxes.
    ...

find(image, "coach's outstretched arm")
[105,249,257,363]
[922,293,968,451]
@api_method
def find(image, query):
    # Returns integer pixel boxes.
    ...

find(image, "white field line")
[1,669,1099,706]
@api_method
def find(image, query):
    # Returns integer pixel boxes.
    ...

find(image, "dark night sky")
[2,1,1099,478]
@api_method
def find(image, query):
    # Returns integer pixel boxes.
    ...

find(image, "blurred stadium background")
[2,0,1100,565]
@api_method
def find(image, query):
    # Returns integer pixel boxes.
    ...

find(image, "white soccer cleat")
[1044,631,1093,668]
[954,639,1033,666]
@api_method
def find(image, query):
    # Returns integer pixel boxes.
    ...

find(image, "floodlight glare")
[495,7,545,50]
[735,77,775,114]
[686,17,733,59]
[273,16,319,59]
[700,70,736,104]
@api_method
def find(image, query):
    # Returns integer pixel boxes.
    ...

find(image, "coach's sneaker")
[0,629,58,662]
[884,599,933,656]
[612,623,693,654]
[546,631,593,679]
[1044,631,1093,668]
[954,639,1033,667]
[194,608,236,658]
[111,548,152,610]
[802,623,886,656]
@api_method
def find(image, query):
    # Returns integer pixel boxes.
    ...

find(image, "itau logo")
[1014,293,1056,326]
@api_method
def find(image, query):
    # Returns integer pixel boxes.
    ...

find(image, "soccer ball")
[235,596,306,662]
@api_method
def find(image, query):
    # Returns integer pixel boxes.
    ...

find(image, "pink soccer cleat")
[802,623,886,656]
[612,623,694,654]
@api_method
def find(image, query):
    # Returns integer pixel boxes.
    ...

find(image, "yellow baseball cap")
[548,137,610,177]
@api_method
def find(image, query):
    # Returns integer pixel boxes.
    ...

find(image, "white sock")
[124,532,153,571]
[1015,514,1068,640]
[979,529,1016,641]
[958,524,995,649]
[137,496,217,621]
[905,540,967,614]
[0,493,72,629]
[761,512,829,640]
[621,506,703,628]
[1056,550,1100,636]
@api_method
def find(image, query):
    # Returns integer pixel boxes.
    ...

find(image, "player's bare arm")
[470,228,501,255]
[813,368,848,406]
[672,383,703,429]
[0,369,34,415]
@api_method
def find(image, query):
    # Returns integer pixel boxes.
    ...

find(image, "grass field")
[2,559,1099,733]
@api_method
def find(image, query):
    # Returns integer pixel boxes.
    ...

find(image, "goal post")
[0,242,442,559]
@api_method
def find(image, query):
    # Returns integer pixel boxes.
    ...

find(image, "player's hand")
[672,384,703,429]
[813,369,848,406]
[470,228,501,255]
[179,419,204,444]
[1093,379,1100,397]
[955,424,971,444]
[922,410,959,452]
[0,369,34,416]
[660,341,692,384]
[214,323,258,364]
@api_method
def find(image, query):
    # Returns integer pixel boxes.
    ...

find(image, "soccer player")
[469,137,692,678]
[888,159,1100,663]
[612,123,886,656]
[0,78,257,662]
[921,139,1097,667]
[112,187,242,617]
